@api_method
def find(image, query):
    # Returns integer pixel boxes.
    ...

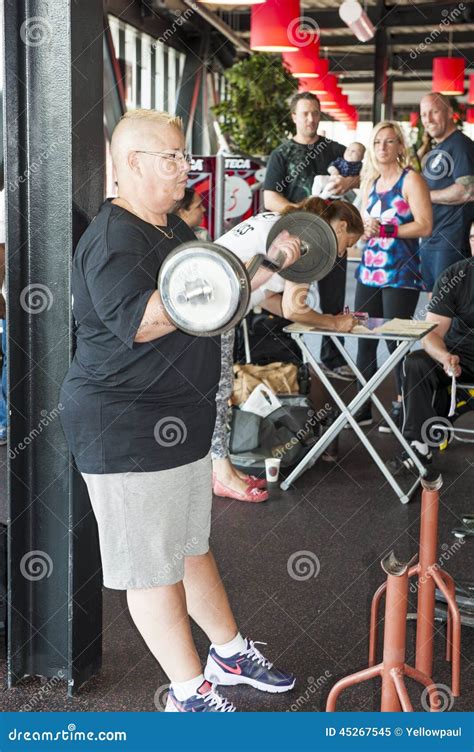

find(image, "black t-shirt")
[427,257,474,373]
[420,130,474,257]
[263,137,346,203]
[60,200,221,474]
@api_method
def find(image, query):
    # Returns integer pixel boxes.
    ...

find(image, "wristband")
[379,222,398,239]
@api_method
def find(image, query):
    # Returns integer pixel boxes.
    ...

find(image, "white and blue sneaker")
[165,680,236,712]
[204,639,295,693]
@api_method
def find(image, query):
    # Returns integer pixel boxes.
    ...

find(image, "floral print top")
[356,168,423,290]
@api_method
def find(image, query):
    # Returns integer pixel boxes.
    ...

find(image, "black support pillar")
[372,25,388,124]
[5,0,104,694]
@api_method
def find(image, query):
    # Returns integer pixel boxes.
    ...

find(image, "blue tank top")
[356,168,422,290]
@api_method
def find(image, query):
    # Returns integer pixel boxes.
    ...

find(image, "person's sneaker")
[165,680,236,712]
[0,428,6,446]
[378,401,402,434]
[204,639,295,693]
[319,363,354,382]
[386,446,432,476]
[344,405,373,428]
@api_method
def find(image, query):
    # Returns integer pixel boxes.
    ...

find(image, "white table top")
[284,318,437,342]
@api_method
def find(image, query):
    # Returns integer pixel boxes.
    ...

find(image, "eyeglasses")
[134,150,193,165]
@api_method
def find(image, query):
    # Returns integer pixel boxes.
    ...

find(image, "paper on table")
[373,318,434,335]
[351,324,372,334]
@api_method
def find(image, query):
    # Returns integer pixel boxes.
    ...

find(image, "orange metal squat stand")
[326,473,461,712]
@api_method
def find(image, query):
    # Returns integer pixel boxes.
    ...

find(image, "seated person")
[211,198,364,501]
[312,142,365,202]
[390,222,474,473]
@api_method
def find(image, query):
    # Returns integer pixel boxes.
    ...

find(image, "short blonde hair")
[119,108,183,130]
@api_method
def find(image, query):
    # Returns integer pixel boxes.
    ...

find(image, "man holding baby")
[263,92,363,380]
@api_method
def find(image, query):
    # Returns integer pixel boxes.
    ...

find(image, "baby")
[312,142,365,201]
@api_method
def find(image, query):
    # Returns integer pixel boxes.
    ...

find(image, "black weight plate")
[265,212,337,283]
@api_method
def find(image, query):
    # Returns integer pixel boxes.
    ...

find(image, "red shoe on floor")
[244,475,267,490]
[212,477,268,502]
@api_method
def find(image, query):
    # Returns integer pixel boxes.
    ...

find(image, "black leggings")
[354,282,420,395]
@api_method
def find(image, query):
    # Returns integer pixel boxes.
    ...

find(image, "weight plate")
[265,212,337,283]
[158,241,251,337]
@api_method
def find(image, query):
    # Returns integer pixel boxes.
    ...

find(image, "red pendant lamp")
[409,112,420,127]
[432,57,465,95]
[282,43,323,78]
[467,108,474,124]
[468,74,474,105]
[251,0,301,53]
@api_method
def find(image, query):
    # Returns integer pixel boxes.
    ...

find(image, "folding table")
[281,319,437,503]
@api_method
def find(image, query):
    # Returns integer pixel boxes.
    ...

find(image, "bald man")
[60,110,297,712]
[419,92,474,291]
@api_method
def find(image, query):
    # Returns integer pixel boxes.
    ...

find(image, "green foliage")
[212,54,297,155]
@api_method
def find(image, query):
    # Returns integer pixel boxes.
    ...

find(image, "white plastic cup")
[265,458,281,484]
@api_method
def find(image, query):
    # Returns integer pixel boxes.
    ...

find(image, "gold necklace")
[154,224,174,240]
[116,197,174,239]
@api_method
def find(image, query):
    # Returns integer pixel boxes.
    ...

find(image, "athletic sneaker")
[165,680,236,712]
[386,446,432,476]
[343,405,373,428]
[319,363,354,382]
[204,638,295,693]
[378,401,402,434]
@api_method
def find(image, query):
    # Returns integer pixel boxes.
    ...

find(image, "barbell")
[158,211,338,337]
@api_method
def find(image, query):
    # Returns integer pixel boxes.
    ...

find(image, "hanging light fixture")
[339,0,375,43]
[251,0,301,52]
[409,112,420,127]
[468,74,474,105]
[432,57,465,95]
[282,43,323,78]
[467,108,474,124]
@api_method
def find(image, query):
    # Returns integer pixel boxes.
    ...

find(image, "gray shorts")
[82,454,212,590]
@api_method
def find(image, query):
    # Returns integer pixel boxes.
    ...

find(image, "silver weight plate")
[265,212,337,283]
[158,241,251,336]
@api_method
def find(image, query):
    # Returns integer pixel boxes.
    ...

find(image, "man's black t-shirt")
[263,137,345,203]
[427,257,474,373]
[60,201,221,474]
[420,130,474,257]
